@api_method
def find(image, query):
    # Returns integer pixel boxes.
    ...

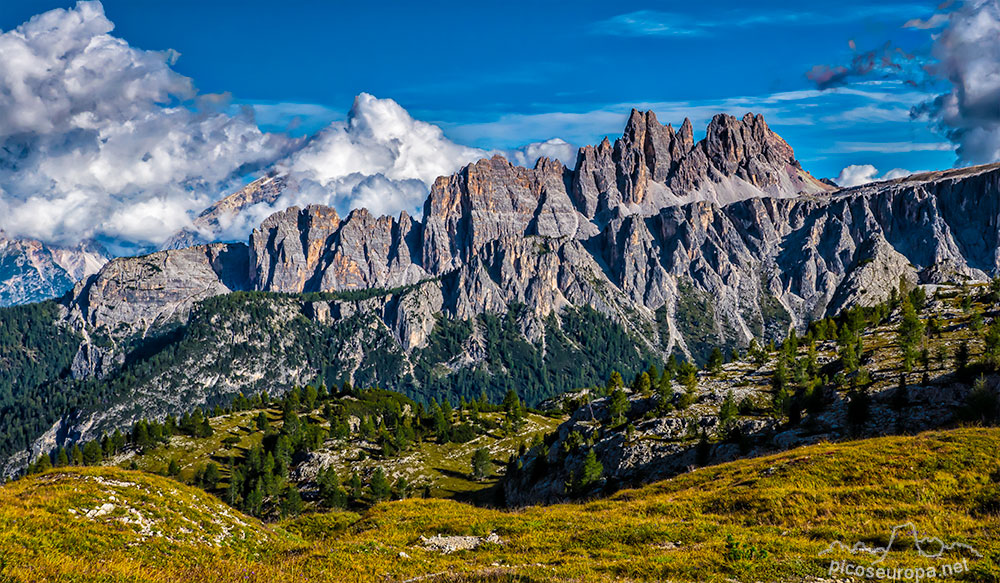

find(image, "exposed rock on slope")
[502,286,978,506]
[19,113,1000,475]
[65,116,1000,369]
[163,173,293,249]
[0,235,107,306]
[64,244,249,378]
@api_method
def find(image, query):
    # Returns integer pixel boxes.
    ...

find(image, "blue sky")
[0,0,959,182]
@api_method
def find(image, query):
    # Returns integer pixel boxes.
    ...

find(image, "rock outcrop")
[11,109,1000,476]
[63,244,249,378]
[62,113,1000,368]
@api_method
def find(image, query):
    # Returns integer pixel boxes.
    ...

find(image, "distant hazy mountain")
[0,234,107,306]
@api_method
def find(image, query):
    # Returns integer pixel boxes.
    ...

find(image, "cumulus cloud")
[0,2,581,253]
[911,0,1000,165]
[505,138,578,169]
[196,97,580,243]
[191,94,486,242]
[836,164,880,186]
[287,93,488,204]
[0,1,298,253]
[835,164,913,186]
[808,1,1000,166]
[881,168,913,180]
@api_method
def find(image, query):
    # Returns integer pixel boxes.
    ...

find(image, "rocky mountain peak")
[676,117,695,152]
[702,112,797,179]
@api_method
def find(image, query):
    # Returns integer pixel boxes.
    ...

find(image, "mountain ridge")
[6,110,1000,475]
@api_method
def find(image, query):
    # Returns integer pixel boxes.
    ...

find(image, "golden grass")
[2,427,999,582]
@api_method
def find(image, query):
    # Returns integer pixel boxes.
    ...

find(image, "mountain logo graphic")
[819,522,982,564]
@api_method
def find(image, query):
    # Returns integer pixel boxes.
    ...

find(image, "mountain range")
[3,108,1000,474]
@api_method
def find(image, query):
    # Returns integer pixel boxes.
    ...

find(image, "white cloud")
[881,168,913,180]
[0,1,296,253]
[836,164,881,187]
[289,93,487,190]
[835,164,914,186]
[188,94,493,243]
[505,138,578,169]
[0,3,578,254]
[912,0,1000,165]
[210,96,583,241]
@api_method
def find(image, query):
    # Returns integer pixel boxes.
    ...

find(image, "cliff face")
[29,112,1000,470]
[63,113,1000,368]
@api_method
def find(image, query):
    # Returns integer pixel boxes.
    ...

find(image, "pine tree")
[71,444,84,466]
[167,459,181,477]
[897,296,925,372]
[984,319,1000,370]
[282,486,303,517]
[318,467,347,508]
[303,385,318,411]
[348,471,363,500]
[394,477,411,500]
[203,462,220,489]
[369,468,391,502]
[255,411,270,432]
[719,391,738,426]
[606,371,624,395]
[656,371,675,414]
[575,449,603,494]
[55,447,69,467]
[707,347,724,374]
[677,363,699,409]
[198,417,213,438]
[608,386,630,426]
[632,372,652,396]
[82,441,103,465]
[955,340,971,374]
[471,447,491,480]
[33,453,51,473]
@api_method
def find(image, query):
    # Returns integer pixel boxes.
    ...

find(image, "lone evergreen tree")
[71,444,84,466]
[574,449,603,494]
[471,447,491,480]
[708,347,724,374]
[369,468,391,502]
[82,441,103,465]
[56,447,69,467]
[348,471,363,500]
[719,391,738,426]
[608,386,630,426]
[282,486,303,517]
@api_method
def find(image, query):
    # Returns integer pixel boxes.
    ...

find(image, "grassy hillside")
[117,400,562,505]
[503,281,1000,504]
[3,427,998,582]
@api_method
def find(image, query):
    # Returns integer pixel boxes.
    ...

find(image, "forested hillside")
[0,291,658,473]
[0,302,81,460]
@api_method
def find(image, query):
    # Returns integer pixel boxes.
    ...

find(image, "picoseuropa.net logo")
[819,522,982,582]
